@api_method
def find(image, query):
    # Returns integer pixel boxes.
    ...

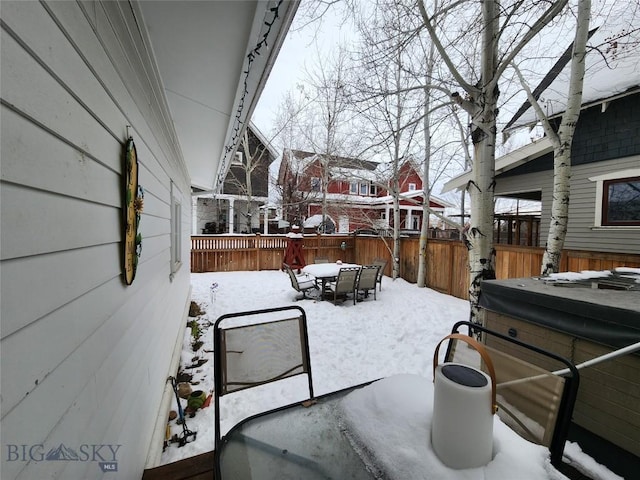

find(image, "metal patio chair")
[328,267,361,305]
[444,321,579,467]
[214,306,315,465]
[356,265,380,301]
[284,263,318,300]
[372,258,387,291]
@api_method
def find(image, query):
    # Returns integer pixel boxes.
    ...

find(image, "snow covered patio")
[144,270,625,480]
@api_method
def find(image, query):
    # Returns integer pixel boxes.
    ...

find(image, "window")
[369,184,377,196]
[590,169,640,227]
[233,152,243,165]
[311,177,321,192]
[350,182,358,194]
[602,176,640,226]
[170,182,182,279]
[360,183,368,195]
[408,183,416,191]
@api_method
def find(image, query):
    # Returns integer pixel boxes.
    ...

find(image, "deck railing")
[191,235,640,300]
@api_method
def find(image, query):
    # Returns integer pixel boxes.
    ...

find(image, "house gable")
[222,125,275,197]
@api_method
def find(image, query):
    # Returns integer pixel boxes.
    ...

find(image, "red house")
[277,149,451,233]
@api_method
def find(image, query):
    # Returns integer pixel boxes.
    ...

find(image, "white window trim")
[233,151,243,165]
[170,181,183,280]
[408,183,416,191]
[349,182,358,194]
[588,167,640,228]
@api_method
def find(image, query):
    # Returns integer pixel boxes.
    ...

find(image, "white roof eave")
[441,136,553,194]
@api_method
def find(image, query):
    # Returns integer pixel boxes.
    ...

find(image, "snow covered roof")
[303,214,335,228]
[506,19,640,131]
[373,189,453,209]
[248,121,278,160]
[291,150,379,170]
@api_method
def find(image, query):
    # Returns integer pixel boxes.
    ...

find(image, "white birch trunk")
[417,109,431,287]
[242,132,254,232]
[464,1,499,327]
[393,194,401,280]
[392,128,401,280]
[541,0,591,275]
[417,40,437,288]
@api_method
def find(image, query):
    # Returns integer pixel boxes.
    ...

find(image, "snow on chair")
[284,263,318,300]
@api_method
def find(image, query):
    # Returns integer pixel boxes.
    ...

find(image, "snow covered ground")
[160,270,623,479]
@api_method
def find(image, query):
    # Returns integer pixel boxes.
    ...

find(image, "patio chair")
[314,257,329,264]
[444,321,579,468]
[284,263,318,300]
[356,265,380,301]
[372,258,387,291]
[328,267,361,305]
[213,306,315,466]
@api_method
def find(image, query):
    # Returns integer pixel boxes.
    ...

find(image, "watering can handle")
[433,333,498,415]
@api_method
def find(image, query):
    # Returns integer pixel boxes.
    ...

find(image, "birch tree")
[272,88,318,226]
[418,0,569,326]
[350,1,437,281]
[303,49,361,232]
[222,128,270,232]
[417,30,440,288]
[512,0,588,274]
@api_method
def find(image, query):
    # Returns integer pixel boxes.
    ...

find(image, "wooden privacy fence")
[191,235,640,300]
[190,235,357,273]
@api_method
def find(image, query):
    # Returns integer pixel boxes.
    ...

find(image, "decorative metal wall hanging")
[123,136,144,285]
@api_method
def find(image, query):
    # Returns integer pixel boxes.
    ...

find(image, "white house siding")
[495,156,640,255]
[1,2,191,479]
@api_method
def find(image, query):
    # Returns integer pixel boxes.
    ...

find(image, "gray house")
[0,2,297,479]
[193,123,278,235]
[444,22,640,255]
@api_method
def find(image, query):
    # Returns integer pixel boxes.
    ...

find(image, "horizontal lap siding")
[566,157,640,254]
[1,2,191,479]
[496,153,639,256]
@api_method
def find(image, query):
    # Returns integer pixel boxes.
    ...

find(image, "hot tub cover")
[479,275,640,349]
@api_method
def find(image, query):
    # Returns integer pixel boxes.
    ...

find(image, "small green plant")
[187,320,203,351]
[186,320,200,339]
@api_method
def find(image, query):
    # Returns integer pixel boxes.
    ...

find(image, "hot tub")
[479,273,640,476]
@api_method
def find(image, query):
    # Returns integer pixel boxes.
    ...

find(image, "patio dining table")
[302,262,361,298]
[214,373,570,480]
[215,383,375,479]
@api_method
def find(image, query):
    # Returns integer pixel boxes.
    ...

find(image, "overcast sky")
[251,2,349,136]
